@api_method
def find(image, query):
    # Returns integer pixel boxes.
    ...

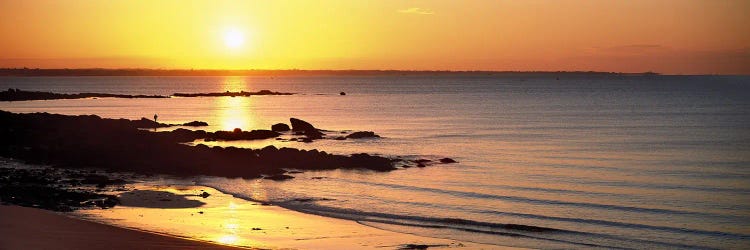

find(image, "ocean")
[1,74,749,249]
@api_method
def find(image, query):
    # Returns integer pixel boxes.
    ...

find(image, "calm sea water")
[2,75,749,249]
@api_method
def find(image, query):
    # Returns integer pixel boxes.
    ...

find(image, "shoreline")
[0,205,248,250]
[0,182,514,250]
[69,183,511,250]
[0,157,513,249]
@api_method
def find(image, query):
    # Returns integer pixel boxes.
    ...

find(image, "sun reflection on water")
[216,76,259,131]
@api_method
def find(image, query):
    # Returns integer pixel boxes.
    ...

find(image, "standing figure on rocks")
[154,114,158,122]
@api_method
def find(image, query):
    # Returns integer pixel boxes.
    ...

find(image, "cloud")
[398,7,434,15]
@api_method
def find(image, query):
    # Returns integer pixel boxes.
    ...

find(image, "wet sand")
[72,184,513,249]
[0,205,246,250]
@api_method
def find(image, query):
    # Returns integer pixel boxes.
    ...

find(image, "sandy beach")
[0,205,244,250]
[71,184,508,250]
[0,181,513,250]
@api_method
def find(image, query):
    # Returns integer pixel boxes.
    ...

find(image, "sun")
[223,28,245,49]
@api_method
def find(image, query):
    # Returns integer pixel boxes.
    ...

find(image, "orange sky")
[1,0,748,74]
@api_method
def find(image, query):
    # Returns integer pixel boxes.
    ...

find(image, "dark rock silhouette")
[340,92,346,95]
[345,131,380,139]
[271,123,291,132]
[0,89,292,101]
[0,167,119,211]
[172,90,292,97]
[289,118,324,139]
[182,121,209,126]
[0,89,167,101]
[0,111,398,179]
[264,174,295,181]
[131,118,209,129]
[290,118,316,132]
[439,158,457,163]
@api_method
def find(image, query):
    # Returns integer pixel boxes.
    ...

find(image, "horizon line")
[0,67,670,76]
[2,67,744,76]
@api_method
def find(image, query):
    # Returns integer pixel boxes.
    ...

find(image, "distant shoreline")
[0,68,660,77]
[0,89,293,101]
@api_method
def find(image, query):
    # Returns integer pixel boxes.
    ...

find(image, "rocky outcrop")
[0,89,293,101]
[0,89,167,101]
[264,174,295,181]
[182,121,209,126]
[290,118,316,132]
[209,129,280,141]
[345,131,380,139]
[172,90,292,97]
[0,167,120,211]
[271,123,291,132]
[0,111,398,179]
[290,118,324,139]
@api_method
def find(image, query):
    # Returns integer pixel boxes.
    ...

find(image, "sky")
[0,0,748,74]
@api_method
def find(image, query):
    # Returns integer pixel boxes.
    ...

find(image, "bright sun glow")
[223,28,245,49]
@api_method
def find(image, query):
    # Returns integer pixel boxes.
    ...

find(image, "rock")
[439,158,457,163]
[400,244,432,250]
[265,174,295,181]
[199,191,210,198]
[290,118,316,132]
[345,131,380,139]
[289,118,324,139]
[305,131,323,139]
[209,129,280,141]
[182,121,208,126]
[271,123,291,132]
[349,153,397,171]
[339,92,346,95]
[0,111,403,182]
[417,163,426,167]
[334,136,346,140]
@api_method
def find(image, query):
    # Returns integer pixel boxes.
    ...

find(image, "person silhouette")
[154,114,158,122]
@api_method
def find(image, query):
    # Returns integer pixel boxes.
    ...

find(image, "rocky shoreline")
[0,110,458,212]
[0,166,122,211]
[0,111,404,178]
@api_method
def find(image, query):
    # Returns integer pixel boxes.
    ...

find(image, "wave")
[326,177,746,220]
[276,201,722,249]
[202,181,744,249]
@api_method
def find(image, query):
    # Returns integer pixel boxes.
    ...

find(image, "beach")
[0,182,507,250]
[0,205,243,250]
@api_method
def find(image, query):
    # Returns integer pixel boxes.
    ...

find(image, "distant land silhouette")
[0,68,660,77]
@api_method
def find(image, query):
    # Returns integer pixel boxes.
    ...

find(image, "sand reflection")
[74,185,488,249]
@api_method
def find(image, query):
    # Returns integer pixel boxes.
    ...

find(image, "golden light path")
[216,76,257,131]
